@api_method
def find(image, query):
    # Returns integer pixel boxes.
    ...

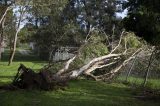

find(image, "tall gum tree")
[8,0,31,65]
[123,0,160,86]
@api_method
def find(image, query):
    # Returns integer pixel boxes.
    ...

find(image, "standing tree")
[123,0,160,86]
[8,0,31,65]
[123,0,160,45]
[0,1,12,60]
[64,0,122,35]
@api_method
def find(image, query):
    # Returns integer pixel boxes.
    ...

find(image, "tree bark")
[143,49,155,87]
[0,16,6,60]
[8,30,19,65]
[69,53,122,78]
[56,56,76,75]
[8,6,25,65]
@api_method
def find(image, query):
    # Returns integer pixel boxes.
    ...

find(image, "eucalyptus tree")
[0,0,13,60]
[123,0,160,86]
[64,0,124,35]
[8,0,32,65]
[123,0,160,45]
[32,0,125,60]
[31,0,83,60]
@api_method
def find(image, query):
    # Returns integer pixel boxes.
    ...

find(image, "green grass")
[118,76,160,89]
[0,49,160,106]
[0,80,160,106]
[0,49,47,85]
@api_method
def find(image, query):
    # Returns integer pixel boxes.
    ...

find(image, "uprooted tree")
[0,0,150,91]
[0,31,146,90]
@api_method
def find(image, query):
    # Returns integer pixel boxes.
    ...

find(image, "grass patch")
[0,49,47,85]
[118,76,160,89]
[0,80,160,106]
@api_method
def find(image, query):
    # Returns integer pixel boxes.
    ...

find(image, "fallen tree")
[0,31,145,90]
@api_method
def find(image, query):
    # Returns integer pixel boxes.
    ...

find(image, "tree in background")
[30,0,73,60]
[0,0,14,60]
[123,0,160,86]
[0,0,152,90]
[32,0,124,60]
[123,0,160,46]
[64,0,123,36]
[8,0,31,65]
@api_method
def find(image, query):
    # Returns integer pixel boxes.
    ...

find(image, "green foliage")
[65,0,119,35]
[81,43,108,59]
[126,36,141,48]
[123,0,160,46]
[70,33,108,70]
[70,58,84,70]
[49,62,64,73]
[122,32,142,48]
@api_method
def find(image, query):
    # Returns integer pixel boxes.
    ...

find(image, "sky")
[116,9,128,19]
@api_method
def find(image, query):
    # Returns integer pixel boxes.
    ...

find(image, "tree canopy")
[123,0,160,45]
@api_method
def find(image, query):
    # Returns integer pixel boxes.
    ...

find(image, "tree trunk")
[8,6,25,65]
[8,30,19,65]
[143,49,155,87]
[0,16,6,60]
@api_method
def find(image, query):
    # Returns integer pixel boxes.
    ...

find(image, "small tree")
[8,0,31,65]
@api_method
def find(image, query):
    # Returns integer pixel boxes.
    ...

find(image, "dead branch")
[97,48,142,80]
[110,31,125,54]
[69,53,122,78]
[56,56,76,75]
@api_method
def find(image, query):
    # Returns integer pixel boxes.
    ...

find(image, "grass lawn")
[0,80,160,106]
[0,49,47,85]
[118,76,160,89]
[0,49,160,106]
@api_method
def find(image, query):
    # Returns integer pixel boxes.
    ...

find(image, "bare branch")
[85,61,118,75]
[123,37,128,54]
[110,31,125,54]
[101,29,111,46]
[97,48,142,80]
[85,27,92,42]
[69,53,122,78]
[56,56,76,75]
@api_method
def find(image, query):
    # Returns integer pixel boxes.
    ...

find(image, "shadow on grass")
[0,80,160,106]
